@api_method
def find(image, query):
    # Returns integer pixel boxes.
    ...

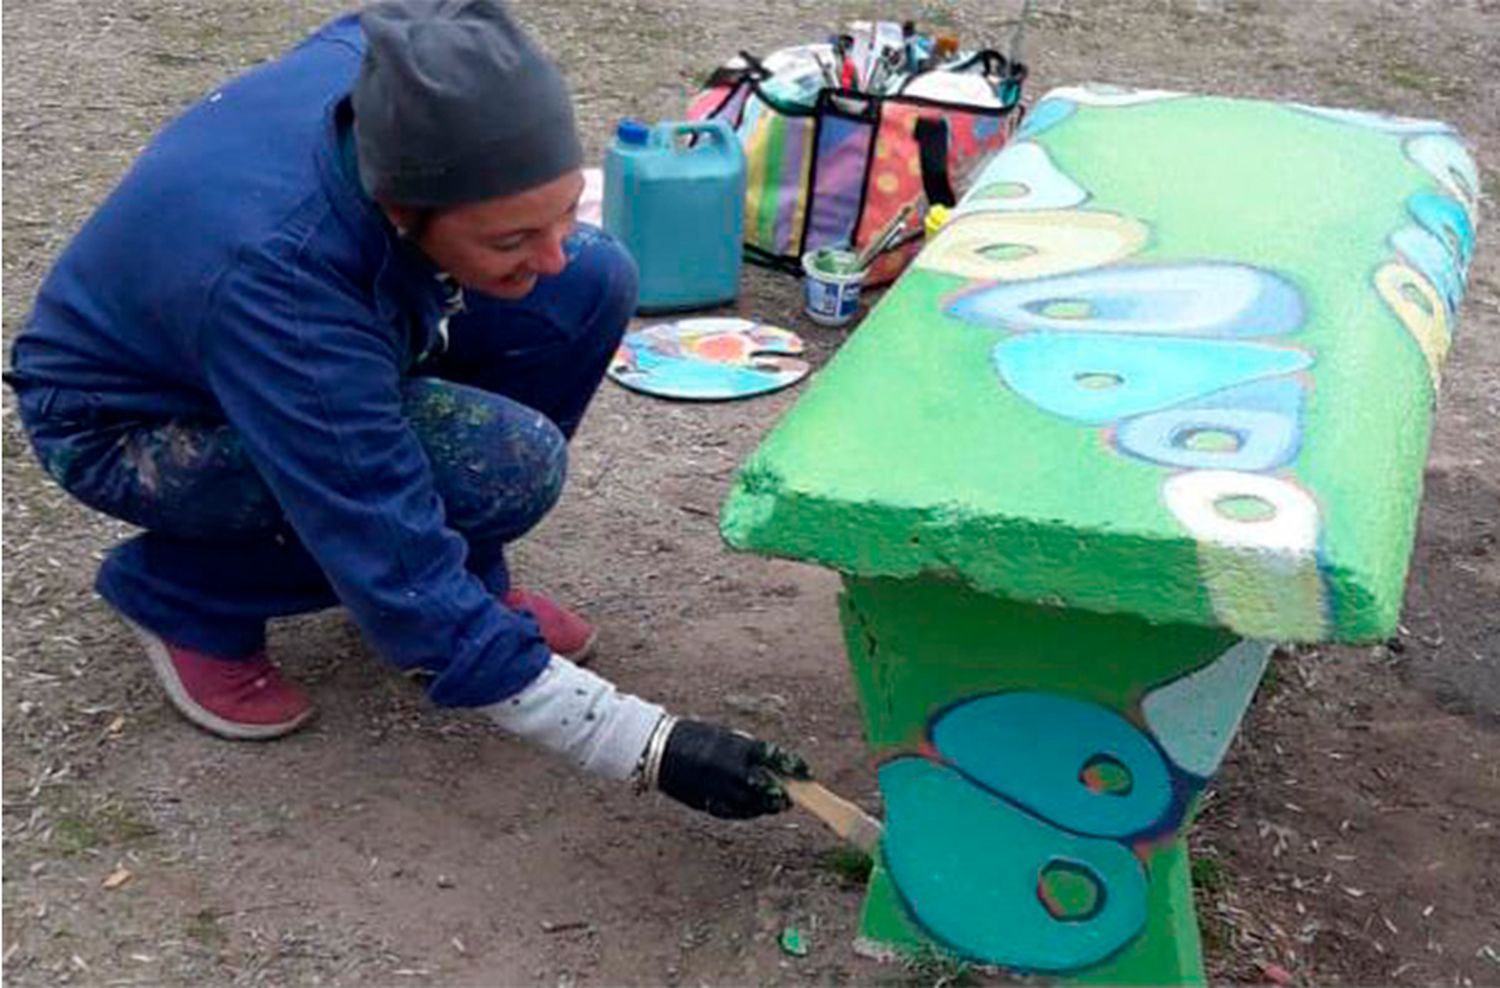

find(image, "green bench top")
[722,85,1479,643]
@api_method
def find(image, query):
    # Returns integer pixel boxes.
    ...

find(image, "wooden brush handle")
[782,778,883,854]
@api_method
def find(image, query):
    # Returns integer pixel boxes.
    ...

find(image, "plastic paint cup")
[924,204,951,238]
[802,248,866,327]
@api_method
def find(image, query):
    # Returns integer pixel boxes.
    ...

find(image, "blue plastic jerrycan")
[603,119,746,313]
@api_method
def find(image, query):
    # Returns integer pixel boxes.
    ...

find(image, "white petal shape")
[1143,640,1273,778]
[1163,470,1318,555]
[1405,134,1481,222]
[958,142,1088,214]
[1165,471,1326,640]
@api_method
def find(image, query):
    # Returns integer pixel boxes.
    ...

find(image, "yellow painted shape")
[1376,261,1450,391]
[915,209,1150,283]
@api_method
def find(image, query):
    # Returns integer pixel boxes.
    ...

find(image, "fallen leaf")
[105,715,126,735]
[102,866,133,889]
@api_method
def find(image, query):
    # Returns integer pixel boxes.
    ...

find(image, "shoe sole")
[123,617,314,742]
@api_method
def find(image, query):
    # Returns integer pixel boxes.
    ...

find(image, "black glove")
[656,719,811,819]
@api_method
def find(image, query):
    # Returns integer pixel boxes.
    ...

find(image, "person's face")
[392,170,585,299]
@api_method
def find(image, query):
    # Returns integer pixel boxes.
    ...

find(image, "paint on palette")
[608,318,809,401]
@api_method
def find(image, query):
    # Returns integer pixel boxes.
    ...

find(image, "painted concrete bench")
[721,85,1479,983]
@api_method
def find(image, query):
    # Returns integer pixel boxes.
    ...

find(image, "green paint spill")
[1213,494,1277,522]
[779,926,809,957]
[975,180,1030,199]
[1038,860,1104,920]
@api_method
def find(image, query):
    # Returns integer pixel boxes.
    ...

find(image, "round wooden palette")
[608,318,810,401]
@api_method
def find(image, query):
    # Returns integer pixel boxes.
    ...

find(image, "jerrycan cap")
[615,119,651,146]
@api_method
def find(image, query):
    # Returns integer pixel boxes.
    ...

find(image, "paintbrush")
[851,202,916,273]
[781,777,883,854]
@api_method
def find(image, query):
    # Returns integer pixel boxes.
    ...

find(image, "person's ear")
[378,200,424,239]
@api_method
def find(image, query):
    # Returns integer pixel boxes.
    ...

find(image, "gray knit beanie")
[352,0,583,207]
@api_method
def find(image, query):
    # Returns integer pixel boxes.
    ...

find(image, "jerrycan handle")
[654,119,737,155]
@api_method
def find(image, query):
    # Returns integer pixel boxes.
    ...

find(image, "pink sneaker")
[502,588,598,663]
[122,618,313,741]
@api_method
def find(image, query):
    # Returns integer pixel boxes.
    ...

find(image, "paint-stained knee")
[406,378,569,547]
[454,408,566,546]
[504,410,568,529]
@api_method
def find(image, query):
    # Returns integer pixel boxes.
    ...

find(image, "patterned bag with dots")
[688,45,1026,285]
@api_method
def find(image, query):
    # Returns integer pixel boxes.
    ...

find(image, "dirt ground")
[3,0,1497,985]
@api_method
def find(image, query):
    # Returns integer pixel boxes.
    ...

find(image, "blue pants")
[16,228,634,657]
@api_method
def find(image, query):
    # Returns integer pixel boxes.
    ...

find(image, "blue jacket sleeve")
[199,249,551,707]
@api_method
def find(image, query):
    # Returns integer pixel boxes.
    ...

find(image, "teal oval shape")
[880,757,1149,971]
[931,692,1174,837]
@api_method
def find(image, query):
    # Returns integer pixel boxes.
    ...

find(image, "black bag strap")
[913,116,956,208]
[736,50,773,81]
[744,242,805,275]
[704,50,772,89]
[891,48,1027,111]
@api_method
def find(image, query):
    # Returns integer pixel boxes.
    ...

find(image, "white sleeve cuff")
[477,654,666,781]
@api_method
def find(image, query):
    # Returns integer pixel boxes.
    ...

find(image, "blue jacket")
[8,15,551,706]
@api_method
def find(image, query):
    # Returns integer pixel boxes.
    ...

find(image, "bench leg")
[838,575,1269,985]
